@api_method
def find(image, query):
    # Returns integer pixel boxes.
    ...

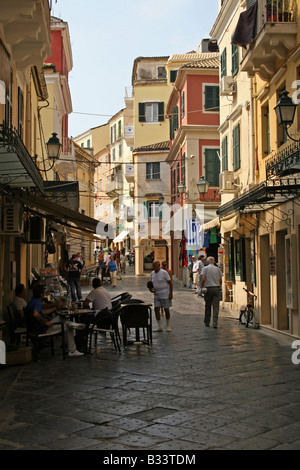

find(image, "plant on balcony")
[267,0,278,22]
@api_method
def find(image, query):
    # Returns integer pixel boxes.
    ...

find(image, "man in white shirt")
[83,278,112,312]
[150,260,173,332]
[201,257,222,328]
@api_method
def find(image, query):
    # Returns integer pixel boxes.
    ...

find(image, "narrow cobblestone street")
[1,266,300,451]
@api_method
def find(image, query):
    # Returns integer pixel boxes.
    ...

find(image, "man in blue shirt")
[26,285,85,357]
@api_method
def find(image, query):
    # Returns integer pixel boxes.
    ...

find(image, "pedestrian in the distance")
[201,256,222,328]
[106,255,119,287]
[149,260,173,332]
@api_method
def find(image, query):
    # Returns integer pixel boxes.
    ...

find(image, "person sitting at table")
[13,283,27,326]
[75,278,113,353]
[26,284,85,357]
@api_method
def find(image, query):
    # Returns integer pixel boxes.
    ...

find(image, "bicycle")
[239,287,257,328]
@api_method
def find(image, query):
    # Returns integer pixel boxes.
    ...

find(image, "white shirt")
[151,269,170,299]
[86,286,112,312]
[192,260,200,272]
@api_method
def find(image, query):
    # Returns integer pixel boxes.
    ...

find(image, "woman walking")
[106,255,119,287]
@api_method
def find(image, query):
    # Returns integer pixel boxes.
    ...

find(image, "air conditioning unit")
[27,216,46,244]
[3,202,24,235]
[219,171,236,192]
[220,76,236,96]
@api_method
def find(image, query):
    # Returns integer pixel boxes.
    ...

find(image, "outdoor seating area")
[3,289,154,364]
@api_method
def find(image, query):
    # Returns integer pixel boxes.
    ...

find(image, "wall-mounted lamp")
[178,176,218,201]
[275,90,298,142]
[45,133,62,170]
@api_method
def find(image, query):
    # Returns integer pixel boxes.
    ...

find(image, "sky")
[51,0,219,138]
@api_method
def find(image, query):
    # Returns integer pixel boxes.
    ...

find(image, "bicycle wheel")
[239,309,247,325]
[246,309,253,327]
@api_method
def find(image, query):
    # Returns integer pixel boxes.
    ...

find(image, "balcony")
[241,0,297,81]
[0,0,51,70]
[55,137,76,175]
[266,140,300,179]
[106,179,122,196]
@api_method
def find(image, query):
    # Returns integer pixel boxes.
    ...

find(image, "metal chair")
[6,303,27,345]
[111,292,132,303]
[120,303,152,347]
[23,307,66,361]
[88,302,122,354]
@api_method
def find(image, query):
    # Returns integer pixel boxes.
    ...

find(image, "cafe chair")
[120,303,152,348]
[23,307,66,361]
[6,303,28,345]
[88,302,122,355]
[111,292,132,303]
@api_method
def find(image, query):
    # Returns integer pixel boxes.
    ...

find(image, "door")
[276,230,288,330]
[260,234,271,325]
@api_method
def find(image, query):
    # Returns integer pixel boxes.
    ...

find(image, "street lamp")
[46,132,62,161]
[275,90,298,142]
[178,176,215,200]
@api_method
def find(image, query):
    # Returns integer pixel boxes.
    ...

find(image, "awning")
[14,190,99,235]
[113,230,129,243]
[0,124,44,193]
[221,214,240,233]
[200,216,220,232]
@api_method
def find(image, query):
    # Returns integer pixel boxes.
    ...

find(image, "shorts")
[154,298,172,308]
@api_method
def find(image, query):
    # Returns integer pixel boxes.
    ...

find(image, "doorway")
[260,234,271,325]
[276,229,288,330]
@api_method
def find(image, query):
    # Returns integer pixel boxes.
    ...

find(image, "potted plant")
[278,0,292,22]
[80,275,89,286]
[267,0,278,22]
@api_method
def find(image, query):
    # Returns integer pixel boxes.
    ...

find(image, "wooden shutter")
[232,44,239,77]
[172,106,179,131]
[221,49,227,78]
[205,148,220,186]
[233,124,240,170]
[222,136,228,171]
[170,70,178,82]
[139,103,146,122]
[158,102,164,121]
[181,91,185,119]
[205,86,219,112]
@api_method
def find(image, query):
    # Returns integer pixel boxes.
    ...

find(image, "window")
[145,201,161,219]
[170,70,178,82]
[146,162,160,179]
[157,66,166,79]
[181,91,185,119]
[118,120,122,138]
[262,103,270,156]
[87,139,90,147]
[139,102,164,122]
[277,85,287,146]
[112,148,116,161]
[220,48,227,78]
[105,154,109,164]
[17,87,24,139]
[204,85,219,112]
[99,179,102,191]
[111,124,117,143]
[222,136,228,171]
[233,123,241,170]
[232,44,239,77]
[119,144,122,159]
[181,153,186,185]
[205,148,220,186]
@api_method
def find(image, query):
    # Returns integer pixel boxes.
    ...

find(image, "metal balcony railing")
[266,140,300,179]
[258,0,297,30]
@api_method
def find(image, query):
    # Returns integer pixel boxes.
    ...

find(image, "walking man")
[201,257,222,328]
[150,260,173,332]
[67,254,83,302]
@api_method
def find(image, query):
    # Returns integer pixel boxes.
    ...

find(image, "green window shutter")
[221,48,227,78]
[232,44,239,77]
[159,201,162,219]
[118,120,121,138]
[233,124,240,170]
[181,153,186,185]
[172,105,179,130]
[205,86,219,112]
[205,148,220,187]
[170,115,174,140]
[158,102,164,121]
[222,136,228,171]
[139,103,146,122]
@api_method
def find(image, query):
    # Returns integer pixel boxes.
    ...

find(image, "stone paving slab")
[0,267,300,452]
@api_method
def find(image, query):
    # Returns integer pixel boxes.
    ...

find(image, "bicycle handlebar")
[243,287,257,299]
